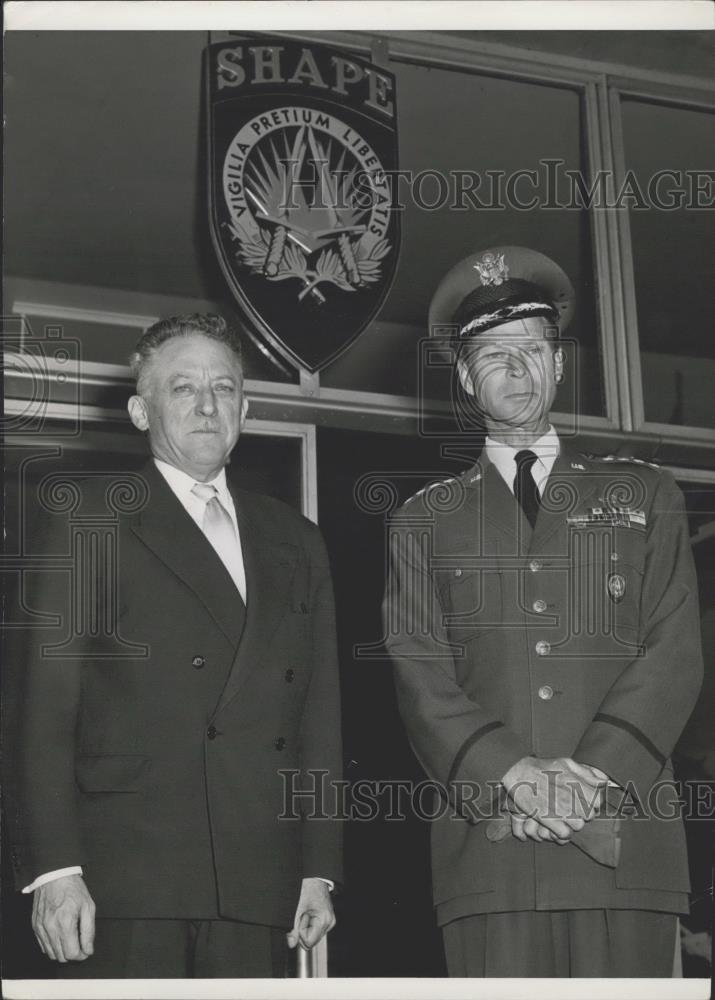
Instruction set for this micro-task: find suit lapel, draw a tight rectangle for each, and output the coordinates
[211,486,298,717]
[129,461,245,649]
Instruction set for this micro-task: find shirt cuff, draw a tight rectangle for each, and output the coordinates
[22,867,83,894]
[316,878,334,892]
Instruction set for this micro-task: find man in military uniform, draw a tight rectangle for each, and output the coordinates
[384,246,703,976]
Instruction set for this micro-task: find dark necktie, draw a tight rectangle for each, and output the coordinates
[513,449,540,528]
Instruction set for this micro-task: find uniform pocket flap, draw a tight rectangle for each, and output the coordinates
[614,776,691,893]
[75,754,151,793]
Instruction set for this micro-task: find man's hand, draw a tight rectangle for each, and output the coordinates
[508,809,571,845]
[502,756,606,840]
[505,794,571,844]
[567,759,614,790]
[31,874,96,963]
[286,877,335,951]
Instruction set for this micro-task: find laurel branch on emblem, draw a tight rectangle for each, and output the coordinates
[224,123,391,305]
[231,224,391,305]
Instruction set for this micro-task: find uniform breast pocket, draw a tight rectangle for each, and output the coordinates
[576,558,643,636]
[569,524,645,636]
[608,559,644,632]
[438,567,503,645]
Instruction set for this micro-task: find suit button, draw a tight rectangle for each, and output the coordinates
[538,685,554,700]
[454,568,463,578]
[529,560,543,573]
[535,640,551,656]
[299,602,308,614]
[275,737,286,751]
[285,669,295,683]
[207,725,218,740]
[532,599,547,613]
[192,655,205,669]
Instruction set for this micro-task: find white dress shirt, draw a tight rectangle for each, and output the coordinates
[485,424,560,497]
[24,458,333,893]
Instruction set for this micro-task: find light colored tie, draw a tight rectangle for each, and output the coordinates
[191,482,245,601]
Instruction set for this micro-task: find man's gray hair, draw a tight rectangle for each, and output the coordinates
[129,314,243,394]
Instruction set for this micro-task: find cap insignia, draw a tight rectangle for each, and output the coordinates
[474,251,509,287]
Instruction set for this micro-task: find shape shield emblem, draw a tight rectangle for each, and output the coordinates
[206,36,400,372]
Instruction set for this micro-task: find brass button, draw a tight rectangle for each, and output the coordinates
[538,685,554,700]
[192,655,205,669]
[535,640,551,656]
[207,725,218,740]
[532,599,547,613]
[454,568,463,577]
[285,668,295,683]
[529,560,542,573]
[275,736,286,751]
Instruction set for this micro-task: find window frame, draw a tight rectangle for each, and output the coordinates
[4,30,714,466]
[606,76,715,444]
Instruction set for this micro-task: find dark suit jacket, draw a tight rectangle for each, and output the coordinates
[5,460,342,928]
[384,444,703,925]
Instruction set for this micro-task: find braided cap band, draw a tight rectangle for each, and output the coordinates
[454,278,558,338]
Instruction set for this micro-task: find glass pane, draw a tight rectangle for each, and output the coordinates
[316,427,452,975]
[4,32,603,404]
[621,98,715,428]
[3,31,296,385]
[321,60,604,415]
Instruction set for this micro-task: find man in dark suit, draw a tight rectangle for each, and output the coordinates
[384,247,703,976]
[6,313,342,977]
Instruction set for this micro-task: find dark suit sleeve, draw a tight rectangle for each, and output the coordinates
[297,525,343,886]
[574,471,704,802]
[384,508,529,814]
[4,508,85,889]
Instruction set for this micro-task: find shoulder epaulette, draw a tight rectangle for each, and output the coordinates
[583,453,662,472]
[403,473,472,507]
[403,476,454,507]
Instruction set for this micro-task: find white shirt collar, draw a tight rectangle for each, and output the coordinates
[485,425,560,495]
[153,457,231,507]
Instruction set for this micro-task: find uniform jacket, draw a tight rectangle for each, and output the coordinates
[5,460,342,928]
[384,443,703,924]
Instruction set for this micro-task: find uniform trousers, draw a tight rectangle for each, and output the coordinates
[442,909,678,977]
[56,918,288,978]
